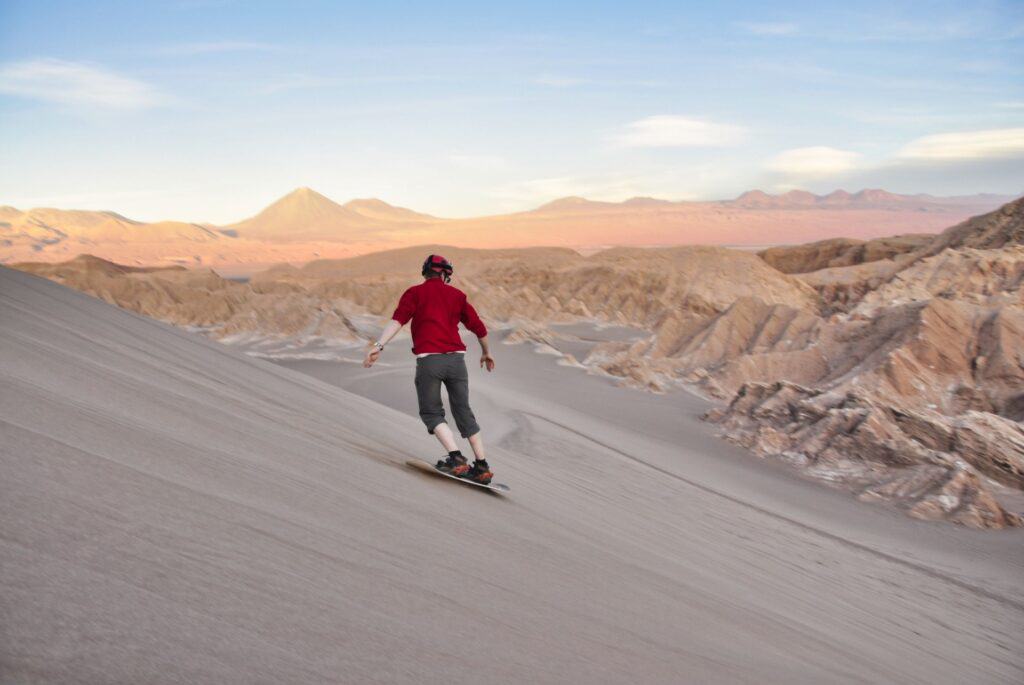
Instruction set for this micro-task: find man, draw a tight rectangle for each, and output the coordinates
[363,254,497,483]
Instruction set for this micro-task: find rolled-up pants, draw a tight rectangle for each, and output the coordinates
[415,353,480,438]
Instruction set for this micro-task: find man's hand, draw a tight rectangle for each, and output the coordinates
[363,343,382,368]
[481,353,495,372]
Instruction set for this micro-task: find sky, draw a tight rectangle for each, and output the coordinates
[1,0,1023,223]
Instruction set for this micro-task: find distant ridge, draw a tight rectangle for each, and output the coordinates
[726,188,998,210]
[1,186,1016,269]
[341,198,436,223]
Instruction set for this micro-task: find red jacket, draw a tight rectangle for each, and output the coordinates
[391,278,488,354]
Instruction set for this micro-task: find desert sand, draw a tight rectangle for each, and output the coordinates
[2,266,1022,683]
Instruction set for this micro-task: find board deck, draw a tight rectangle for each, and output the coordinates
[406,459,511,494]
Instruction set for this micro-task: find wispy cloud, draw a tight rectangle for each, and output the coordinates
[612,115,746,148]
[738,22,798,36]
[897,128,1024,160]
[768,146,862,176]
[0,58,168,109]
[156,41,280,55]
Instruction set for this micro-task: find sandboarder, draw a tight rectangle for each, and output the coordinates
[363,254,496,484]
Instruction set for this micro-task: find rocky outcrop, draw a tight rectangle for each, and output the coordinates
[11,255,362,346]
[919,196,1024,256]
[705,382,1022,528]
[693,198,1024,527]
[759,234,931,274]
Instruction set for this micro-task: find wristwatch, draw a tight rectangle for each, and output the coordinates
[372,341,384,351]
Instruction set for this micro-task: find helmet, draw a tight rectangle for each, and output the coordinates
[421,254,453,282]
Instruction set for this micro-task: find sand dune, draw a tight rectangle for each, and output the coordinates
[2,266,1022,683]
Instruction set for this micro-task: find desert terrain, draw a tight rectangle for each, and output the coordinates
[2,265,1022,683]
[4,191,1024,683]
[1,187,1010,274]
[13,196,1024,529]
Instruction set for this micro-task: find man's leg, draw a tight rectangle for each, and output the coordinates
[432,423,459,453]
[415,357,449,438]
[444,355,483,452]
[467,432,487,462]
[416,356,466,471]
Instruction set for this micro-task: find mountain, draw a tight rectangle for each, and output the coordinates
[531,196,617,212]
[0,206,219,244]
[341,197,437,223]
[228,187,380,241]
[728,188,1002,211]
[2,187,1016,272]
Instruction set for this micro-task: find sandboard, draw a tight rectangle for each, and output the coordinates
[406,459,511,494]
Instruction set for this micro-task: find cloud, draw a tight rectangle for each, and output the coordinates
[768,146,863,176]
[157,41,279,55]
[739,22,798,36]
[0,58,167,109]
[897,128,1024,160]
[613,115,746,148]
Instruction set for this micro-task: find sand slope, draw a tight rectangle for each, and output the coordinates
[1,266,1022,683]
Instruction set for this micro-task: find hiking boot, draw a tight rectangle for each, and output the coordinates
[435,453,470,476]
[462,459,493,485]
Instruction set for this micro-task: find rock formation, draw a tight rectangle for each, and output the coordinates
[700,198,1024,527]
[12,197,1024,527]
[12,255,362,346]
[758,234,932,274]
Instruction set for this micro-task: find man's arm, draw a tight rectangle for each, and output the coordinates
[461,298,494,372]
[364,289,415,368]
[364,321,403,368]
[478,334,495,372]
[363,319,403,368]
[378,319,403,346]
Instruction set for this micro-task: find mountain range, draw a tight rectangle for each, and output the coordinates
[1,187,1015,274]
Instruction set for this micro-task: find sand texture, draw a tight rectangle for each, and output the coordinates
[2,266,1022,683]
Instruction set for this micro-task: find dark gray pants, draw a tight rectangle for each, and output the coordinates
[415,353,480,438]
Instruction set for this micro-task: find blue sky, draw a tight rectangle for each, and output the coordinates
[1,0,1023,222]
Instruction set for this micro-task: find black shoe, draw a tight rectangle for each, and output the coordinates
[436,453,469,476]
[462,459,493,485]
